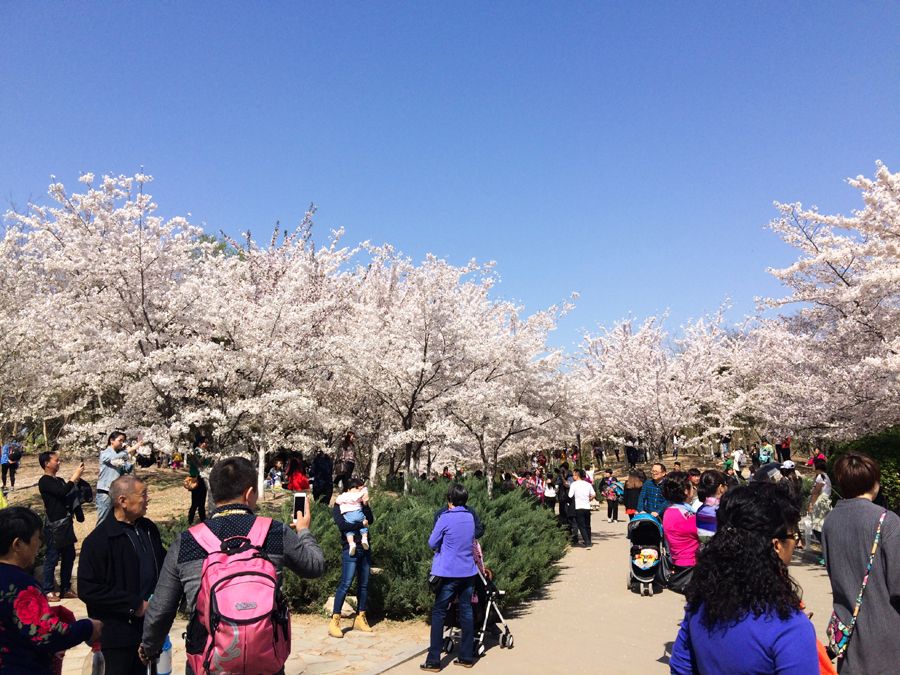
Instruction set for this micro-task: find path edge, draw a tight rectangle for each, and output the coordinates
[361,644,429,675]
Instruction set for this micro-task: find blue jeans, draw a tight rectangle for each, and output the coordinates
[333,548,370,615]
[95,492,112,524]
[427,576,475,663]
[43,540,75,594]
[343,508,368,534]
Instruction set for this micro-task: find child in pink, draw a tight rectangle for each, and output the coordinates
[335,483,370,554]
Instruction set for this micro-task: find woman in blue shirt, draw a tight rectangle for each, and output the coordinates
[670,482,818,674]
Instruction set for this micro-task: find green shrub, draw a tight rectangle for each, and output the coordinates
[282,478,567,619]
[831,426,900,509]
[152,480,567,620]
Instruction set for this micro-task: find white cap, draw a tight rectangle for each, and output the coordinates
[781,460,796,470]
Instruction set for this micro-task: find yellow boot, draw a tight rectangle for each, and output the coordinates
[353,611,373,632]
[328,613,343,638]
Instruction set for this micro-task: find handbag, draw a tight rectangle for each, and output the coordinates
[45,516,76,548]
[184,476,199,491]
[825,510,886,660]
[428,574,443,593]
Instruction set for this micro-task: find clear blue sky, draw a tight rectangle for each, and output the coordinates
[3,2,898,348]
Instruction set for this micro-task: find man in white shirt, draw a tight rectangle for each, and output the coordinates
[567,468,596,548]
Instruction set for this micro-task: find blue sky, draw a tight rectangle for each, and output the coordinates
[3,2,898,348]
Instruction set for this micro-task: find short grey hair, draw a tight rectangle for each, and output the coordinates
[110,475,144,503]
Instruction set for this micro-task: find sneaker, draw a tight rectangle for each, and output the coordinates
[349,543,357,556]
[420,662,442,672]
[362,540,370,551]
[45,592,60,603]
[607,518,612,523]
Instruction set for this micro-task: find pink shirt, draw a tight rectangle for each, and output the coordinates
[663,504,700,567]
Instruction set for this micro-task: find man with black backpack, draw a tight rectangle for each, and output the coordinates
[140,456,326,674]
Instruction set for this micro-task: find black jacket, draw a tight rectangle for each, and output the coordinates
[77,515,166,648]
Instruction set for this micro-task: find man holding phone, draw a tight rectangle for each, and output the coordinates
[38,448,83,601]
[97,431,139,525]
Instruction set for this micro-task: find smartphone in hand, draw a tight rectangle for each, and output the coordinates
[293,492,307,519]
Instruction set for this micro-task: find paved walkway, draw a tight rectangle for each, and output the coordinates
[388,517,835,674]
[57,605,427,674]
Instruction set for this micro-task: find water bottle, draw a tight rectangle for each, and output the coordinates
[156,635,172,675]
[81,642,104,675]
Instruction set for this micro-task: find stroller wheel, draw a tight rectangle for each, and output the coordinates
[443,637,454,653]
[500,634,508,648]
[505,634,514,649]
[647,584,654,597]
[477,644,486,657]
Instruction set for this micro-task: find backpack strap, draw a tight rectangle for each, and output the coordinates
[189,522,223,554]
[247,517,272,548]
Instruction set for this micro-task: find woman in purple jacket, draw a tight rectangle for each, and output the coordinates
[421,484,482,671]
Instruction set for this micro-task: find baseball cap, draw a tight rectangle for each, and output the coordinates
[781,460,796,470]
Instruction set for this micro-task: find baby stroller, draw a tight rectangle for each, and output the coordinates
[442,569,514,657]
[627,513,664,596]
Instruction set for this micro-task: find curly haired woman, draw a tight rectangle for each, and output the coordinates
[669,482,818,674]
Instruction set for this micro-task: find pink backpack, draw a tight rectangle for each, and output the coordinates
[187,517,291,675]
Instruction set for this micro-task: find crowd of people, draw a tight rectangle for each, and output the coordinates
[0,429,898,675]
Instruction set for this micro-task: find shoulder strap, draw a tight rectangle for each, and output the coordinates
[247,517,272,547]
[845,511,888,635]
[190,523,223,554]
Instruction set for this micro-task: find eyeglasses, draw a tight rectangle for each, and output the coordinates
[783,532,801,543]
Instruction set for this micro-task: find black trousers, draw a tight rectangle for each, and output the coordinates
[607,500,619,521]
[103,646,150,675]
[313,483,333,504]
[574,509,592,545]
[188,477,207,524]
[1,463,16,488]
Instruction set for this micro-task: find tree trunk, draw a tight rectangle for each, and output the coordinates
[485,447,494,500]
[368,443,381,486]
[403,442,413,494]
[257,443,267,500]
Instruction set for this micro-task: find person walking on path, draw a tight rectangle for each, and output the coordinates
[637,463,668,519]
[1,438,22,491]
[623,471,644,520]
[140,456,325,673]
[568,468,596,547]
[421,484,482,671]
[38,449,82,601]
[78,476,165,675]
[807,458,833,563]
[821,452,900,674]
[328,479,376,638]
[661,472,700,577]
[96,431,138,524]
[0,506,103,675]
[186,437,210,524]
[601,469,622,523]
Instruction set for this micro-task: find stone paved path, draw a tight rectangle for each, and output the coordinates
[388,516,835,674]
[58,604,427,674]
